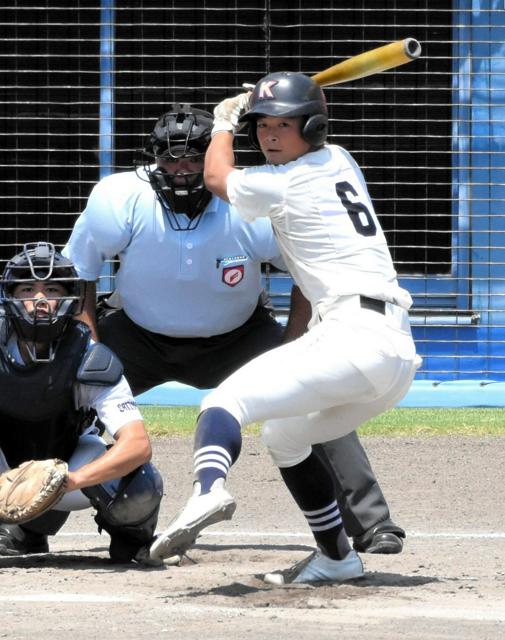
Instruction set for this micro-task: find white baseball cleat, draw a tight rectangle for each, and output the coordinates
[149,487,236,562]
[163,553,183,566]
[264,548,364,586]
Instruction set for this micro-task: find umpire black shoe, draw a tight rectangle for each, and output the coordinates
[352,520,406,554]
[0,524,49,556]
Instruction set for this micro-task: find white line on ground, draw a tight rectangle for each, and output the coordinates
[1,595,504,623]
[156,602,505,623]
[0,594,132,603]
[57,530,505,539]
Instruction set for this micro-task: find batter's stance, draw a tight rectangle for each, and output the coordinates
[65,103,406,554]
[150,73,421,584]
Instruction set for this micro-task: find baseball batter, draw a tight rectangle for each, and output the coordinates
[150,72,421,584]
[65,104,407,555]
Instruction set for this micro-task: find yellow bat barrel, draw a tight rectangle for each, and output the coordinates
[311,38,422,87]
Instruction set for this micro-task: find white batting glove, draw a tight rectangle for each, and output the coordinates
[212,92,251,137]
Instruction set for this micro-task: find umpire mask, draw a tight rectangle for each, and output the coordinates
[141,104,213,230]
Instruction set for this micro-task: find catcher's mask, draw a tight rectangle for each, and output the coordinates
[239,71,328,149]
[0,242,85,363]
[138,104,214,230]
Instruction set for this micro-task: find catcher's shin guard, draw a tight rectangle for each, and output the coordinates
[82,462,163,563]
[21,509,70,535]
[0,524,49,555]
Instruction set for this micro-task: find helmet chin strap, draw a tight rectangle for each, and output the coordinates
[159,202,204,231]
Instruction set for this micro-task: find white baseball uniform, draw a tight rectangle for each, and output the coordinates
[201,144,421,466]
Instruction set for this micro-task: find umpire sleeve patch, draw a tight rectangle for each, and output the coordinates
[76,343,124,386]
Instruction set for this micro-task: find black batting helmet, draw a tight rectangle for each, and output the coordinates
[239,72,329,148]
[0,242,85,363]
[140,104,213,229]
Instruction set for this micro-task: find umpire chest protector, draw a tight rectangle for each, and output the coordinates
[0,320,119,468]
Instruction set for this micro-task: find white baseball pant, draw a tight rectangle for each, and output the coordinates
[201,296,420,467]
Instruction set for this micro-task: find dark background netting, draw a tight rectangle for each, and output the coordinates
[1,1,451,275]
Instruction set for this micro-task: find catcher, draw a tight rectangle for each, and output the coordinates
[0,242,163,564]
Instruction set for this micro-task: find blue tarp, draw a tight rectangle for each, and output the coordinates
[136,380,505,409]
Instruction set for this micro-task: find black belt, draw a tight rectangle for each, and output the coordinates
[360,295,386,315]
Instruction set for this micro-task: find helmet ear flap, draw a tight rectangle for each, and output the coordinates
[245,111,328,151]
[302,114,328,147]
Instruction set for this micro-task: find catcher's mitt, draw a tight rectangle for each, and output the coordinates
[0,459,68,524]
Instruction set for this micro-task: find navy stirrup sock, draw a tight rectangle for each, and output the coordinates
[280,451,348,559]
[193,408,242,494]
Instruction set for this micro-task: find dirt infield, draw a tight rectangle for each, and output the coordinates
[1,435,504,639]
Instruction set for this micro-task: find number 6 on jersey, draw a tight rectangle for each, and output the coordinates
[335,180,377,237]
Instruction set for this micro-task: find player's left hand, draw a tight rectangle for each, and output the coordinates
[0,459,68,524]
[212,92,251,137]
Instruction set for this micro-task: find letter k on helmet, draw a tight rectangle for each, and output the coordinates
[258,80,278,99]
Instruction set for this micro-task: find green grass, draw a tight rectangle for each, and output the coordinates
[139,405,505,438]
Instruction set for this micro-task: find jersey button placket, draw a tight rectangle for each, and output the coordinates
[180,237,195,277]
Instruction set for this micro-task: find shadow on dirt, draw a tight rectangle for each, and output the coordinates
[158,571,441,607]
[0,551,166,572]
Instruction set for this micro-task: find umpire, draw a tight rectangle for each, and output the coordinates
[63,103,405,554]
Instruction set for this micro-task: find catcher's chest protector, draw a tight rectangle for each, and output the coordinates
[0,321,91,467]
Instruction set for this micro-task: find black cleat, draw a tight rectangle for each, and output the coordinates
[0,524,49,556]
[353,520,405,554]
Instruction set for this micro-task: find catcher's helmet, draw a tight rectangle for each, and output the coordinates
[0,242,85,363]
[140,104,214,230]
[240,71,328,148]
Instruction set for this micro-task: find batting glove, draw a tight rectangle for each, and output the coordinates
[212,92,251,137]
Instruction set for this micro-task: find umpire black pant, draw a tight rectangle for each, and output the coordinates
[99,304,393,538]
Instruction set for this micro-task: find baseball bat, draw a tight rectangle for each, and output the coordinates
[311,38,421,87]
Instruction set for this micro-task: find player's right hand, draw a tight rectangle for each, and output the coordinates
[211,93,251,137]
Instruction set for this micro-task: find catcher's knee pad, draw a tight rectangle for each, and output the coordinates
[82,462,163,562]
